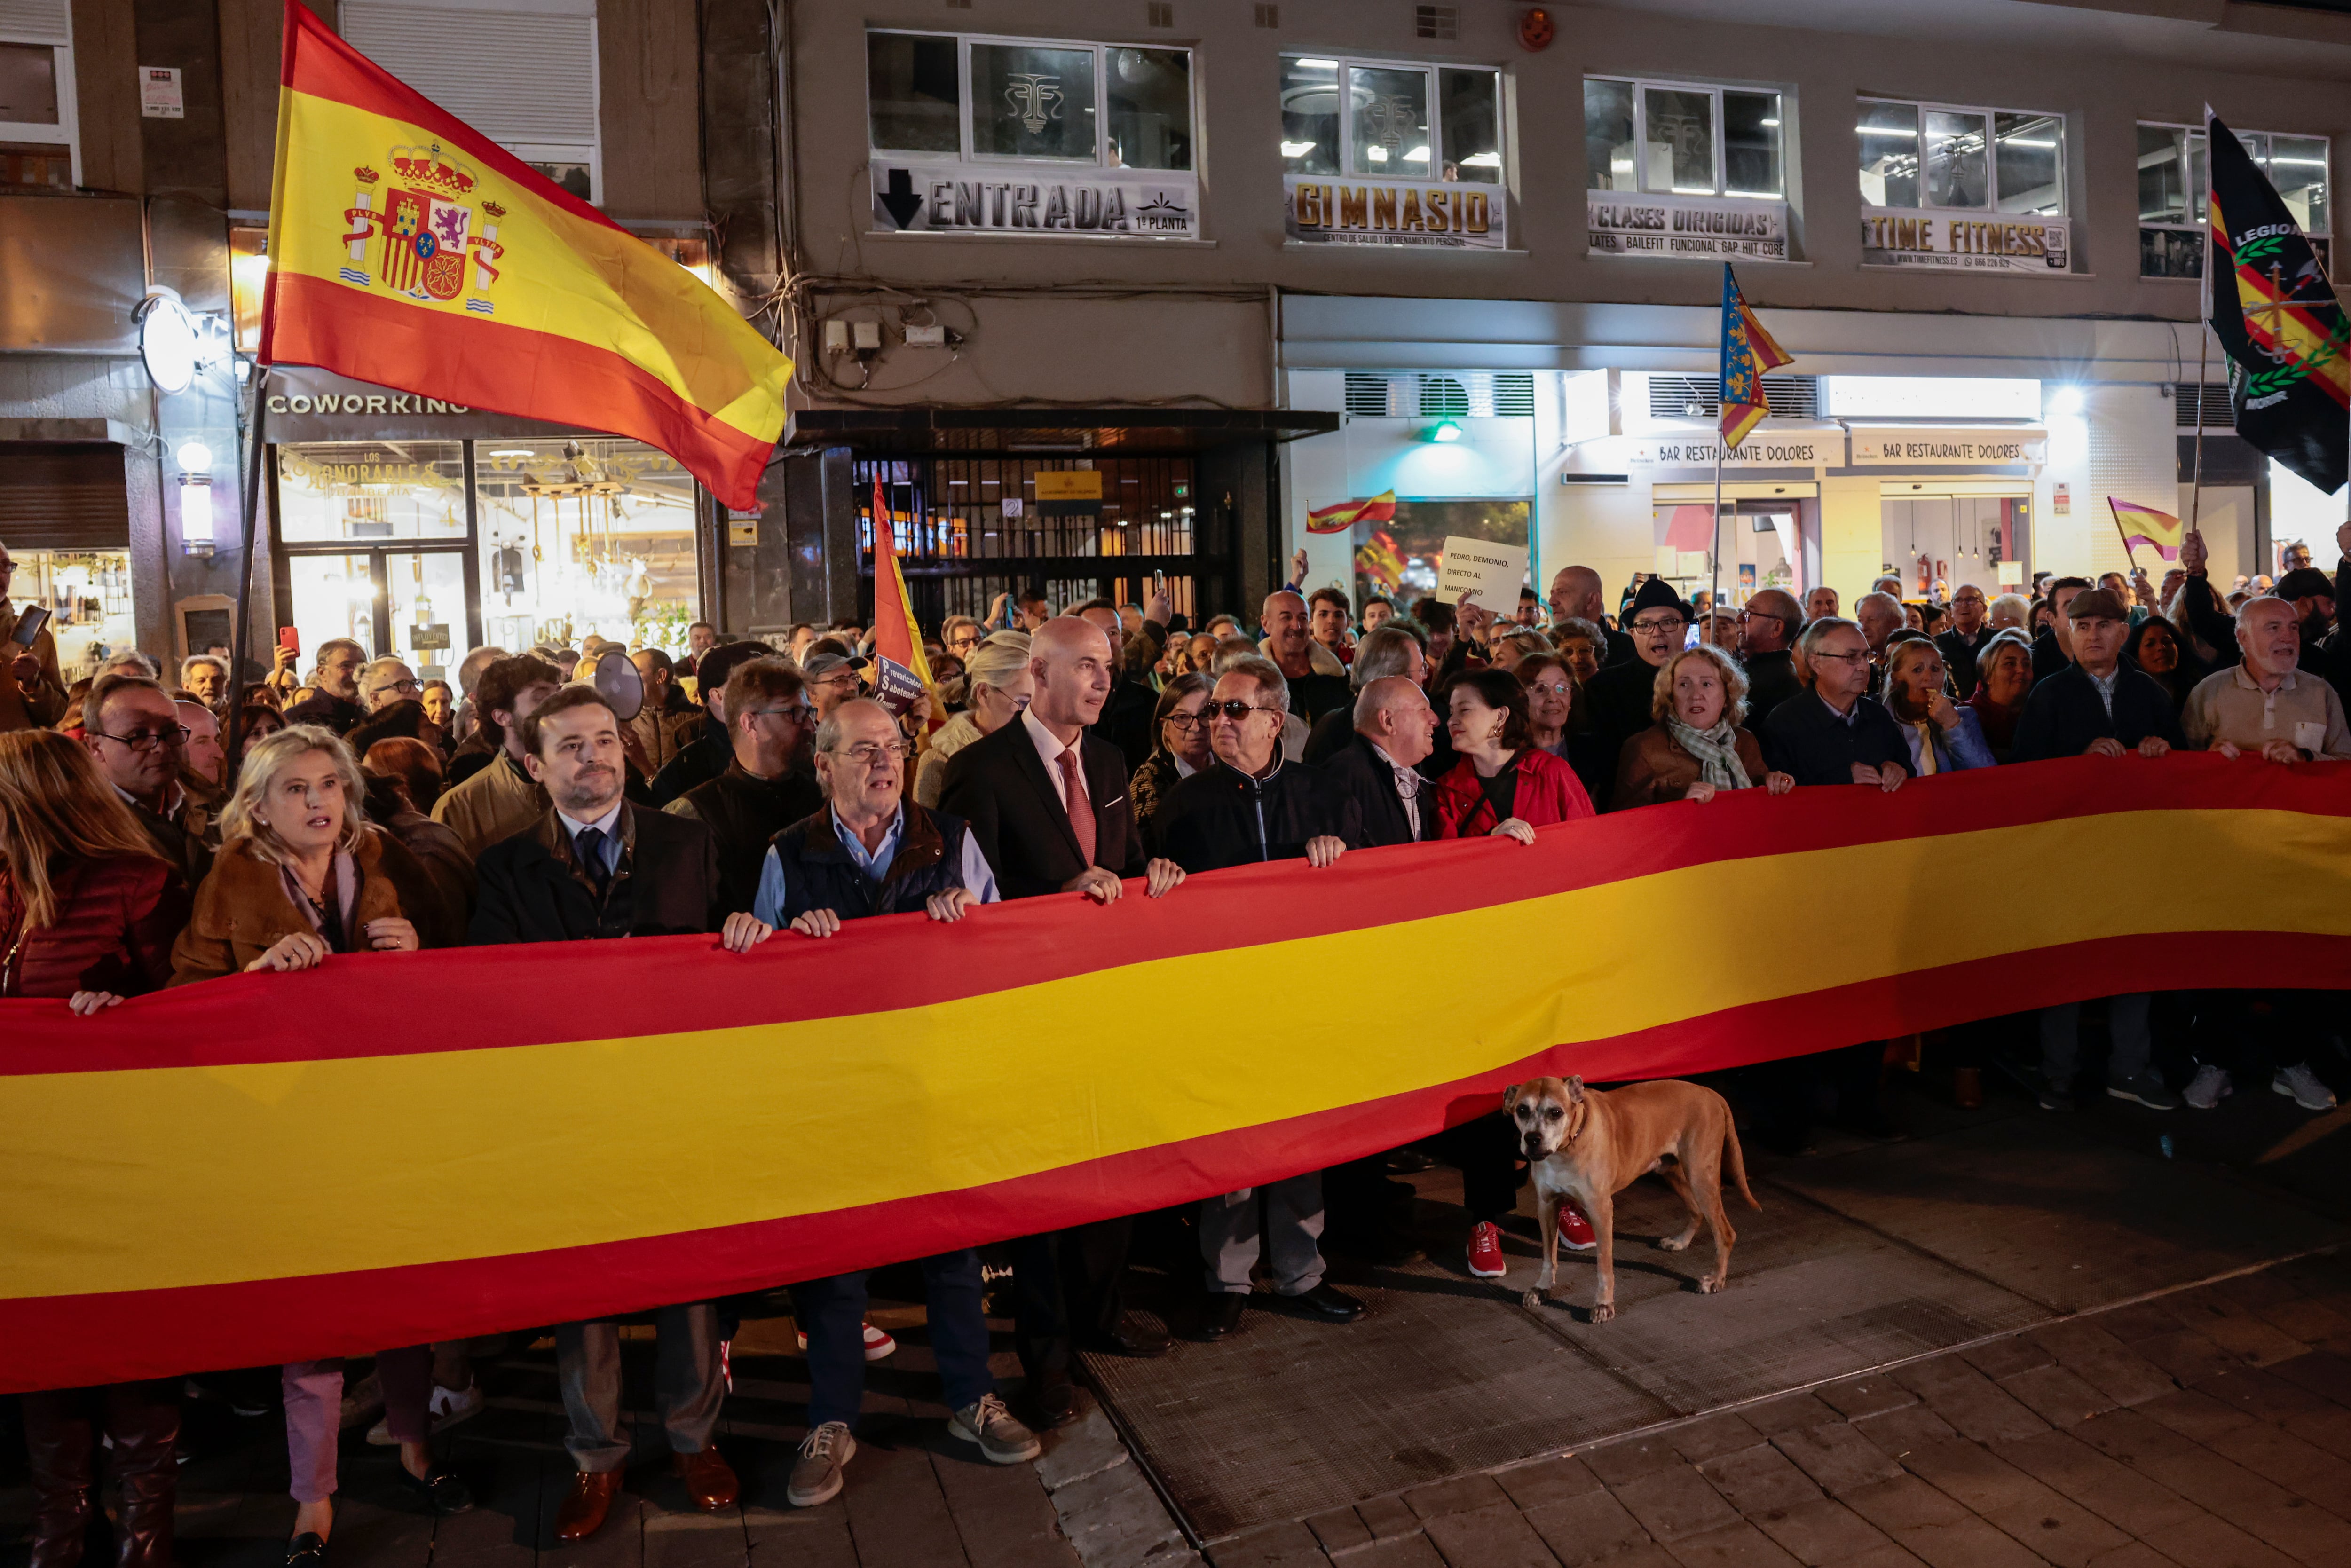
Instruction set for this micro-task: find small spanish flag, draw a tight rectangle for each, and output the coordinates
[2110,498,2186,562]
[869,477,941,731]
[1307,490,1397,534]
[1718,264,1792,452]
[259,1,791,509]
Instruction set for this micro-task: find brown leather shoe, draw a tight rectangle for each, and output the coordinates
[552,1470,622,1543]
[676,1448,739,1512]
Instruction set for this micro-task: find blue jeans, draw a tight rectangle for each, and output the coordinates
[792,1249,992,1432]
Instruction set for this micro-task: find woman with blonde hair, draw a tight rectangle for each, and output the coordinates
[1,729,190,1568]
[168,723,471,1559]
[1612,643,1793,809]
[915,633,1032,808]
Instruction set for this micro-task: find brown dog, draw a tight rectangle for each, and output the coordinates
[1503,1076,1759,1323]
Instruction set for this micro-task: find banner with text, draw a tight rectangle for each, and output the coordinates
[1862,207,2071,273]
[1628,427,1835,470]
[1849,427,2048,466]
[1285,175,1508,250]
[872,161,1198,239]
[1588,193,1789,261]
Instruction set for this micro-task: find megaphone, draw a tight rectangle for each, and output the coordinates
[577,648,644,722]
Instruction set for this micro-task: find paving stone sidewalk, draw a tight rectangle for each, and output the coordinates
[1211,1252,2351,1568]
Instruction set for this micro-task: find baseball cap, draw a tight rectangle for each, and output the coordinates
[802,652,869,679]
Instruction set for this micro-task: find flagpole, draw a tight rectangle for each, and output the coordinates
[226,363,271,773]
[1709,439,1725,637]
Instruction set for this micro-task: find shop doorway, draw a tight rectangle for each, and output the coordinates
[1879,484,2030,596]
[855,453,1225,627]
[278,546,479,684]
[1649,484,1818,607]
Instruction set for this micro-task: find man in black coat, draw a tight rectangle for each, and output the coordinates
[935,615,1186,1425]
[1303,624,1425,765]
[2031,576,2091,680]
[1759,618,1913,789]
[465,685,734,1544]
[647,640,777,807]
[1582,576,1691,803]
[1935,583,1996,698]
[663,656,821,915]
[1546,563,1636,666]
[1736,588,1805,726]
[1316,675,1439,847]
[2011,587,2185,762]
[1153,656,1367,1342]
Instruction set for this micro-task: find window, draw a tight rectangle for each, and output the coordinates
[1857,99,2063,214]
[339,0,600,204]
[868,31,1193,171]
[0,0,77,193]
[1584,77,1783,199]
[2139,122,2330,279]
[1282,55,1502,184]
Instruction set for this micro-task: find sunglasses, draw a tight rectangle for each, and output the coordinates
[1201,700,1279,720]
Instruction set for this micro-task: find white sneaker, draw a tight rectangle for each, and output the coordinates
[365,1381,485,1446]
[2184,1064,2231,1111]
[2273,1064,2337,1111]
[794,1322,898,1361]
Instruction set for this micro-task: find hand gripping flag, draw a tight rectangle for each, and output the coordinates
[2206,109,2350,496]
[2109,499,2185,562]
[1307,491,1397,534]
[259,1,791,509]
[1718,264,1792,451]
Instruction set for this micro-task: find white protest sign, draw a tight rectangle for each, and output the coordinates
[1436,536,1530,610]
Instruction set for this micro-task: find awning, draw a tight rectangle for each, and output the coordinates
[782,407,1340,453]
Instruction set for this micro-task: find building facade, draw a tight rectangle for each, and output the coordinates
[6,0,2348,683]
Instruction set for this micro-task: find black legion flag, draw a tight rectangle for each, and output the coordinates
[2206,109,2350,494]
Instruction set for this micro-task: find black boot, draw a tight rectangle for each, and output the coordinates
[22,1389,95,1568]
[106,1381,180,1568]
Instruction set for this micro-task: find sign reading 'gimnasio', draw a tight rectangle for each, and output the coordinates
[1285,175,1508,250]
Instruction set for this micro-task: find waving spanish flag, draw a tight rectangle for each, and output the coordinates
[1307,490,1397,534]
[1718,264,1792,451]
[2109,498,2185,562]
[258,1,790,509]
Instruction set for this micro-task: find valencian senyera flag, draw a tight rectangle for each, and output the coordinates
[259,1,791,509]
[1307,490,1397,534]
[2110,499,2186,562]
[2207,109,2350,496]
[5,756,2350,1391]
[1718,263,1792,451]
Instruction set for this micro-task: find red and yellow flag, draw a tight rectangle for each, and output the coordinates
[1307,490,1397,534]
[2109,499,2185,562]
[869,476,940,729]
[3,757,2348,1390]
[258,1,790,509]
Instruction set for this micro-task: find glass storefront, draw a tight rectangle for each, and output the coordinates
[271,434,705,684]
[6,549,136,679]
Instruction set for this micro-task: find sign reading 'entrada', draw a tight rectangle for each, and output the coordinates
[1284,175,1508,250]
[870,160,1199,239]
[1862,208,2071,273]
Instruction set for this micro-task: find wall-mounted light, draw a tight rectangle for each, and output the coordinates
[1425,419,1463,443]
[175,441,215,556]
[136,287,234,394]
[2047,386,2085,417]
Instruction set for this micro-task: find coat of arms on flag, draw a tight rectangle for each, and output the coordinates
[341,146,506,311]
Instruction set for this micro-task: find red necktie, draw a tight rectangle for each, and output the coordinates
[1056,746,1096,867]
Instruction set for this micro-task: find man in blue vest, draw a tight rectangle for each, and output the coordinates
[722,698,1031,1508]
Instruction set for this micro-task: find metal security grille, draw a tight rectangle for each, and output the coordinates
[1647,375,1819,419]
[340,1,599,148]
[1343,371,1538,418]
[1414,4,1458,39]
[2175,382,2235,429]
[854,453,1224,626]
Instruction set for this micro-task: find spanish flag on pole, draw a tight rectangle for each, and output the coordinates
[1306,490,1397,534]
[258,1,791,509]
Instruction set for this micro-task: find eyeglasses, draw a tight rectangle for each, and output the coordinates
[369,679,423,697]
[1525,679,1573,697]
[830,740,913,764]
[1200,700,1280,721]
[1164,713,1208,731]
[1628,616,1686,634]
[93,725,190,752]
[749,705,814,725]
[1808,647,1871,665]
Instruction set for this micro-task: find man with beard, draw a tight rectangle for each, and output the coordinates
[1257,589,1353,724]
[1546,564,1634,666]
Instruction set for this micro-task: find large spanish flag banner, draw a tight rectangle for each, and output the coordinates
[258,1,790,509]
[4,757,2349,1391]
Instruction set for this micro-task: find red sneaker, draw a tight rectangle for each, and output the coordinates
[1559,1206,1597,1252]
[1467,1221,1507,1278]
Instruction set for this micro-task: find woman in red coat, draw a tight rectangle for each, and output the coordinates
[0,728,191,1568]
[1422,669,1599,1282]
[1430,667,1595,842]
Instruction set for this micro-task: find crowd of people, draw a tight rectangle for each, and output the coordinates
[3,520,2349,1563]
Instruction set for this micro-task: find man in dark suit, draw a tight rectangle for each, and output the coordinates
[467,686,735,1543]
[1759,619,1913,790]
[2011,587,2185,763]
[1583,576,1691,802]
[2032,576,2092,680]
[1935,583,1996,698]
[1303,625,1424,766]
[1320,675,1440,847]
[81,673,213,888]
[936,615,1185,1424]
[663,656,821,915]
[1736,588,1805,726]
